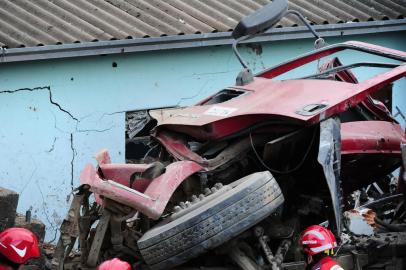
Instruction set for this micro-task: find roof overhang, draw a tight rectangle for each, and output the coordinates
[1,19,405,64]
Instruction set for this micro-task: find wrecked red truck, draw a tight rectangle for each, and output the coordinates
[52,1,406,269]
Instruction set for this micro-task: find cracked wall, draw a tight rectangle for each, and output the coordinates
[0,32,405,242]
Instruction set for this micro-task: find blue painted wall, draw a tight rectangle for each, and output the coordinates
[0,31,405,241]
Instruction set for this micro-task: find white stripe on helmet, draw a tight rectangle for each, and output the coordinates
[303,229,325,240]
[309,243,333,253]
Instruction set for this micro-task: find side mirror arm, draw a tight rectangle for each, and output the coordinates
[285,10,320,40]
[232,36,250,69]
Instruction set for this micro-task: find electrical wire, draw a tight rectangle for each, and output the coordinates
[249,128,317,174]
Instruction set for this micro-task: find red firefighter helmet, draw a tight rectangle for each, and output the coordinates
[97,258,131,270]
[0,228,40,264]
[300,225,337,255]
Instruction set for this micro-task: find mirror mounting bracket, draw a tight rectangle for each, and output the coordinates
[236,68,254,86]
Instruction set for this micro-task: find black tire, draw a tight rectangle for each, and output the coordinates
[137,171,284,270]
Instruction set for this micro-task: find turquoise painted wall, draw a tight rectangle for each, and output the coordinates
[0,32,405,241]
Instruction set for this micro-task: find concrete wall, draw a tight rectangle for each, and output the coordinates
[0,31,405,241]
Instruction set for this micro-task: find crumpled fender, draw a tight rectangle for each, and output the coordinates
[80,160,203,220]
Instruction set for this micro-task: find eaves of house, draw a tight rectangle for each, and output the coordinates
[0,0,405,63]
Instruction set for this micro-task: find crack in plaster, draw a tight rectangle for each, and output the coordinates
[51,112,71,134]
[19,166,37,195]
[1,86,81,241]
[36,181,59,243]
[175,80,209,107]
[76,126,115,133]
[0,86,78,121]
[70,133,75,190]
[98,110,126,122]
[1,86,120,241]
[1,85,79,190]
[46,137,57,153]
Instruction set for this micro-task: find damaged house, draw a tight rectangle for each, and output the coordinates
[0,0,405,257]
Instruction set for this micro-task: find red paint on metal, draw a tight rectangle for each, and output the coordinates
[341,121,406,154]
[347,41,406,58]
[158,114,274,141]
[99,163,151,192]
[156,131,206,163]
[259,47,343,79]
[258,41,406,79]
[80,161,203,219]
[151,78,355,127]
[151,68,405,139]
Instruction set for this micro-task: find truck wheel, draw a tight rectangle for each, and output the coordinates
[137,171,284,270]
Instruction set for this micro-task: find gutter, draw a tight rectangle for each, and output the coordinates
[1,19,405,63]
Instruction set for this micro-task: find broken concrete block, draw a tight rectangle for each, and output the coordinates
[15,213,46,243]
[344,208,375,236]
[0,187,19,230]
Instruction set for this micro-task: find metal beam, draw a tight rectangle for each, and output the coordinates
[1,19,405,64]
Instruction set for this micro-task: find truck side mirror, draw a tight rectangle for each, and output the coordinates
[232,0,288,39]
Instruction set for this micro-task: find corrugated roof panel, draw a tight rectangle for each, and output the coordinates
[0,6,59,46]
[379,0,406,16]
[0,0,404,48]
[392,0,406,7]
[222,0,257,16]
[12,1,85,44]
[68,0,149,38]
[307,0,356,22]
[186,0,238,30]
[236,0,264,11]
[344,0,389,20]
[165,0,231,31]
[2,1,75,45]
[0,29,23,48]
[103,0,169,36]
[326,0,371,22]
[148,0,214,34]
[122,0,183,35]
[0,18,41,47]
[203,0,248,22]
[51,0,131,39]
[288,1,328,24]
[294,0,342,24]
[369,0,405,19]
[253,0,272,6]
[34,0,114,42]
[129,0,197,35]
[88,0,166,37]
